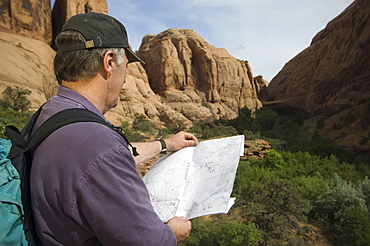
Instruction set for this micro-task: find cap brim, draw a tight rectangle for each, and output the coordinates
[125,48,145,64]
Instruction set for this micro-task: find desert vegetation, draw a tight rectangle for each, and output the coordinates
[1,86,369,245]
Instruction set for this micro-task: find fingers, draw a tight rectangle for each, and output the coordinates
[181,132,198,146]
[165,132,198,152]
[167,217,192,243]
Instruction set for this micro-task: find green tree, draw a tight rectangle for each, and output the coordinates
[260,149,285,171]
[0,86,33,138]
[238,177,310,245]
[0,86,31,112]
[228,107,253,134]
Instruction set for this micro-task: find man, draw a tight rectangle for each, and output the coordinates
[31,12,198,245]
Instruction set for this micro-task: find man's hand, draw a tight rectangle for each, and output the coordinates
[164,131,198,152]
[132,131,198,165]
[167,217,192,243]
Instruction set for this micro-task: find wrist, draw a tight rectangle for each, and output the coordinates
[156,138,167,154]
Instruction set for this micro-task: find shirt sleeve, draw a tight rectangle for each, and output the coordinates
[73,145,177,245]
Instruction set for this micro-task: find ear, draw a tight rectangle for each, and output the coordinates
[102,50,116,76]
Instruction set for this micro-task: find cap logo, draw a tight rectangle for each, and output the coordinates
[85,40,94,49]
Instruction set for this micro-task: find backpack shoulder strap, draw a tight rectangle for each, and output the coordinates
[25,108,139,156]
[21,103,45,137]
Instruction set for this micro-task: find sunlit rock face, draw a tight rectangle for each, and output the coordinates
[138,28,263,122]
[264,0,370,154]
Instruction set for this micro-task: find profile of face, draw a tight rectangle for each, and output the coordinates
[105,52,128,112]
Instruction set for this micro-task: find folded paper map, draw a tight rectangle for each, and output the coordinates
[143,135,245,222]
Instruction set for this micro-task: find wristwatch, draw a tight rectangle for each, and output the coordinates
[156,138,167,154]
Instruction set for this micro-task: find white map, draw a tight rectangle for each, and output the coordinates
[143,135,245,222]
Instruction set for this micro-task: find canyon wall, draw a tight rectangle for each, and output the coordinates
[0,0,264,128]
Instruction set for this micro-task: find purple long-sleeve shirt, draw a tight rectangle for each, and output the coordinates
[30,86,176,245]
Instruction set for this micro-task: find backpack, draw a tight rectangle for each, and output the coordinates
[0,106,139,245]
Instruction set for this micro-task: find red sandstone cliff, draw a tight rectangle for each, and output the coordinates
[264,0,370,153]
[138,29,263,122]
[0,0,263,128]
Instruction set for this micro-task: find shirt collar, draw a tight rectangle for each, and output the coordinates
[56,86,106,120]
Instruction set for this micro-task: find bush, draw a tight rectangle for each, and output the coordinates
[0,88,33,138]
[234,173,310,245]
[313,173,367,224]
[121,121,146,142]
[180,216,262,246]
[359,176,370,209]
[260,149,285,171]
[333,206,370,246]
[227,107,253,134]
[190,121,237,139]
[166,120,187,135]
[132,115,155,133]
[311,174,370,245]
[0,85,31,112]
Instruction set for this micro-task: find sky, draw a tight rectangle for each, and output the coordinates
[52,0,355,82]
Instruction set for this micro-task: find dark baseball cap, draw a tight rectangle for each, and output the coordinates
[57,12,144,64]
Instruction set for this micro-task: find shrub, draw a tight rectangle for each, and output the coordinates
[313,173,367,225]
[0,85,31,112]
[121,121,146,142]
[260,149,285,171]
[132,114,155,133]
[180,216,262,246]
[359,176,370,209]
[166,120,187,135]
[189,122,237,139]
[238,177,310,245]
[0,86,33,138]
[227,107,253,134]
[311,174,370,244]
[333,206,370,246]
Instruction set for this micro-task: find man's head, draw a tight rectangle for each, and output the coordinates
[54,12,144,84]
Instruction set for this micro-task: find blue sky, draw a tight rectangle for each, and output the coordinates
[52,0,354,81]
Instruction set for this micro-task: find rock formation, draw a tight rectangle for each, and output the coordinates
[138,28,263,122]
[105,62,193,128]
[0,0,368,155]
[265,0,369,112]
[264,0,370,153]
[0,31,57,107]
[0,0,263,128]
[51,0,108,48]
[0,0,52,43]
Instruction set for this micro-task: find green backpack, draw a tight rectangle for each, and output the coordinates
[0,107,138,245]
[0,138,29,245]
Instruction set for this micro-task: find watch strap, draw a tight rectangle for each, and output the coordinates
[156,138,167,153]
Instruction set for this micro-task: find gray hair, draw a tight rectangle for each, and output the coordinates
[54,30,125,84]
